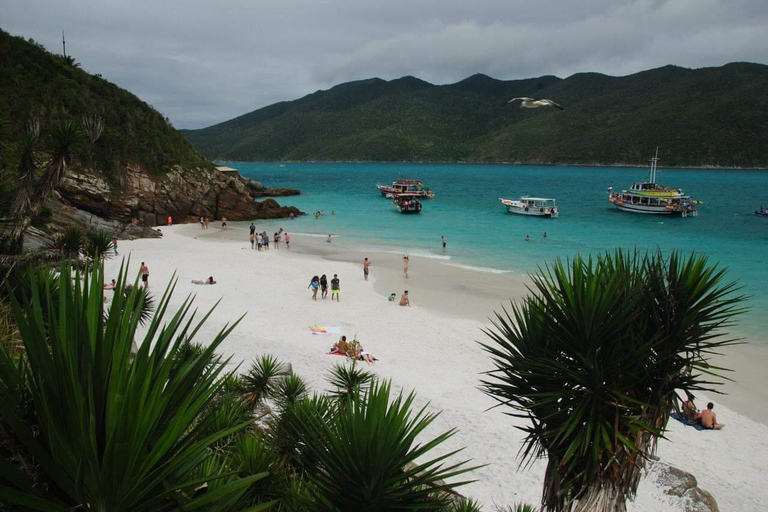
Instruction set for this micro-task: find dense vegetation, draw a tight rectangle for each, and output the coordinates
[0,28,209,176]
[0,262,481,511]
[183,64,768,167]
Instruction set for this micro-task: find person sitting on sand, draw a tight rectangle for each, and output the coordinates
[308,275,320,300]
[681,391,701,422]
[103,279,117,290]
[192,276,217,285]
[388,293,397,302]
[699,402,724,430]
[330,336,349,355]
[399,290,410,306]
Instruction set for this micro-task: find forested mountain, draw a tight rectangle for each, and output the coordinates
[0,28,209,176]
[183,63,768,168]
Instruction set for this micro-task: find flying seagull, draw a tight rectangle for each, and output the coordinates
[507,97,565,111]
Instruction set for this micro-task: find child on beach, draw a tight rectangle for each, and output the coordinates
[320,274,329,299]
[331,274,340,302]
[388,293,397,302]
[308,276,320,300]
[285,233,290,249]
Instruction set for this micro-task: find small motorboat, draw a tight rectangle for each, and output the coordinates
[393,194,422,214]
[500,197,558,217]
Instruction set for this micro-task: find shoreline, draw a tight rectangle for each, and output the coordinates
[215,160,768,171]
[195,221,768,425]
[107,224,768,510]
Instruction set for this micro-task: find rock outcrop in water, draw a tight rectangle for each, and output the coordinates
[36,165,302,240]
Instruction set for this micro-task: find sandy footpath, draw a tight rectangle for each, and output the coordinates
[103,224,768,511]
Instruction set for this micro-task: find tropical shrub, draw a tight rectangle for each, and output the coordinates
[83,229,114,260]
[326,361,374,403]
[47,225,85,256]
[242,354,285,409]
[0,262,266,511]
[481,250,745,512]
[291,379,478,510]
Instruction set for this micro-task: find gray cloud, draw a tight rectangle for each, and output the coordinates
[2,0,767,128]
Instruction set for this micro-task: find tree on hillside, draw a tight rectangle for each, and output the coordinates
[481,250,745,512]
[3,120,87,254]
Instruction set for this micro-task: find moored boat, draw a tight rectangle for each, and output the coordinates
[607,149,697,217]
[500,197,559,217]
[376,179,434,198]
[393,193,422,214]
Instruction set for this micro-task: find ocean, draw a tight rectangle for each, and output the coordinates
[230,162,768,342]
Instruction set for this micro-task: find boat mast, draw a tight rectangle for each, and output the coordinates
[649,146,659,184]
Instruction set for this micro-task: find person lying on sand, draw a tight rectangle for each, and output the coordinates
[329,336,377,362]
[103,279,117,290]
[192,277,217,285]
[699,402,724,430]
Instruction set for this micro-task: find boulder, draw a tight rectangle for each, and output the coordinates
[648,461,719,512]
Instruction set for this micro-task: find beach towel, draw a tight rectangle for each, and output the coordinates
[309,326,342,335]
[670,412,708,431]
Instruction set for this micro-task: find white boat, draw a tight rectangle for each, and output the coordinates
[607,149,697,217]
[500,197,559,218]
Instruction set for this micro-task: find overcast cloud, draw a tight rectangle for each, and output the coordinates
[2,0,767,128]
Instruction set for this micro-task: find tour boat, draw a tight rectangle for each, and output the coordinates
[756,207,768,217]
[607,149,697,217]
[393,194,422,214]
[376,179,435,198]
[500,197,559,217]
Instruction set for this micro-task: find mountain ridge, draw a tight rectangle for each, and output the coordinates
[183,62,768,168]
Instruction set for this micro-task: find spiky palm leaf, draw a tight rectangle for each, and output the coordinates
[0,262,266,511]
[326,361,374,403]
[83,229,114,260]
[47,226,85,257]
[229,432,286,504]
[292,380,478,511]
[242,355,285,409]
[272,374,309,410]
[480,250,745,512]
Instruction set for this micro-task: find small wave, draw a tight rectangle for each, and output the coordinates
[292,232,339,238]
[443,263,512,274]
[357,247,452,260]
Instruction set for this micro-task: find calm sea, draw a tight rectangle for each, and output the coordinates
[231,162,768,342]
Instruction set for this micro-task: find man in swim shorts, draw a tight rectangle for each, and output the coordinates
[399,290,410,306]
[363,258,370,281]
[331,274,340,302]
[699,402,724,430]
[140,262,149,288]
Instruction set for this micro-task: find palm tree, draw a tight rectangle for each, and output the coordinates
[481,250,745,512]
[291,380,478,510]
[7,120,85,254]
[0,262,266,511]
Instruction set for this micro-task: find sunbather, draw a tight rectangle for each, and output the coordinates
[192,276,217,285]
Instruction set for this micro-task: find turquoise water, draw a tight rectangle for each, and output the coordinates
[232,162,768,341]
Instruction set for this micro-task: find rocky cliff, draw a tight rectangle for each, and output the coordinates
[38,165,302,239]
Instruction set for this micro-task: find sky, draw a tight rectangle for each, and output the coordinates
[3,0,767,129]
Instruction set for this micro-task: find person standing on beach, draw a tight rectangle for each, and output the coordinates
[399,290,410,306]
[167,215,173,226]
[327,234,332,243]
[274,232,280,249]
[363,258,371,281]
[250,223,256,236]
[250,232,255,249]
[112,237,118,256]
[441,235,446,248]
[285,233,290,249]
[200,217,205,229]
[140,262,149,288]
[221,217,228,230]
[403,255,409,278]
[331,274,340,302]
[308,276,320,300]
[320,274,329,299]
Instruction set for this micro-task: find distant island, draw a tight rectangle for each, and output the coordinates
[182,63,768,168]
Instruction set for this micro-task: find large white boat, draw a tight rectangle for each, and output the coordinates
[500,197,559,217]
[607,149,697,217]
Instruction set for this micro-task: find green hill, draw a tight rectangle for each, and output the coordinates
[0,28,210,176]
[183,64,768,167]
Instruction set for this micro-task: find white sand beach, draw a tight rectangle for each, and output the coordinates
[104,224,768,511]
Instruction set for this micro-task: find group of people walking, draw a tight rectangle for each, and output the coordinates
[250,224,290,250]
[308,274,340,301]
